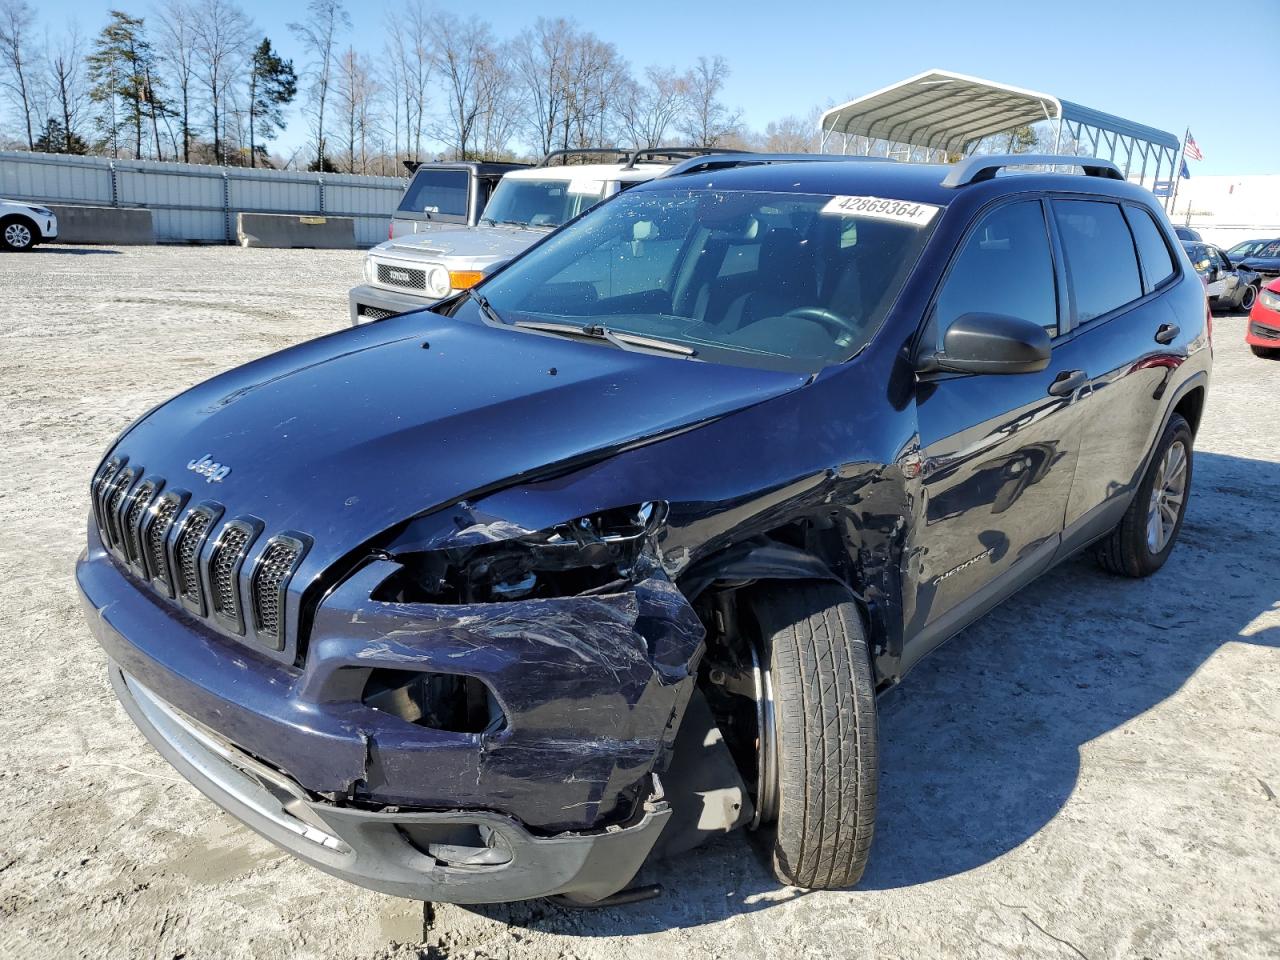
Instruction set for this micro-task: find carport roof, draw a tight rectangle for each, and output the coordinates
[819,69,1179,155]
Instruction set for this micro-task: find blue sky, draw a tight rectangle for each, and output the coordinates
[34,0,1280,174]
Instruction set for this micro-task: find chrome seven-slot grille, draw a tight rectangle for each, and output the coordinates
[90,456,308,651]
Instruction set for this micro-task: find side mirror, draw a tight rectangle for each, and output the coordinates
[928,312,1051,375]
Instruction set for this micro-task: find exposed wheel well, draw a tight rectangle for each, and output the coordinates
[1173,385,1206,436]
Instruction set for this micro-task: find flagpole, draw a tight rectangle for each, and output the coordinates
[1166,127,1188,217]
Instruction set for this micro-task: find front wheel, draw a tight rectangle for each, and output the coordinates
[1251,344,1280,359]
[1094,413,1193,577]
[749,581,878,889]
[1239,284,1258,311]
[1,217,36,252]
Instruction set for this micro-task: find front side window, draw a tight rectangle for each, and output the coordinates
[481,178,606,229]
[398,169,469,217]
[471,188,940,371]
[934,200,1058,337]
[1052,200,1143,323]
[1125,206,1177,292]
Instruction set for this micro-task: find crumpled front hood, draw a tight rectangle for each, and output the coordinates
[380,224,549,263]
[109,312,807,574]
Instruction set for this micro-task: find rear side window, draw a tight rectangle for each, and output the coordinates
[1052,200,1142,323]
[935,200,1059,337]
[397,169,469,217]
[1125,207,1177,292]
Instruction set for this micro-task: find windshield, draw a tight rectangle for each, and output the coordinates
[472,188,939,370]
[481,177,607,229]
[397,169,469,217]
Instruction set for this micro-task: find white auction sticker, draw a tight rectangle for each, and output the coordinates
[821,195,940,226]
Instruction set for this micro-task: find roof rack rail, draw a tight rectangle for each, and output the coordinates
[660,152,892,179]
[941,154,1124,188]
[622,146,748,170]
[537,147,633,168]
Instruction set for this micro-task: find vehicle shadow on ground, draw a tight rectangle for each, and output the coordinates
[459,451,1278,934]
[33,247,122,255]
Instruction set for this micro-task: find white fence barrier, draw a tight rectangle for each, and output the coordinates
[0,151,404,247]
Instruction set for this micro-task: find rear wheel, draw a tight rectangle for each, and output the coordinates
[1,217,35,251]
[1094,413,1193,577]
[749,581,878,889]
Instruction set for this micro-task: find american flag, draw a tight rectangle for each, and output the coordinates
[1184,133,1203,161]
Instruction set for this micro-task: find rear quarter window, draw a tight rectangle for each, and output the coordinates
[1125,206,1177,292]
[1052,200,1143,323]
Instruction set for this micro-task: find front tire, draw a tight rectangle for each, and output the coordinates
[1239,284,1257,311]
[1251,344,1280,359]
[1094,413,1193,577]
[1,217,36,252]
[750,581,878,889]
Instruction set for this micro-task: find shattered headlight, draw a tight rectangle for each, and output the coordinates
[373,502,667,604]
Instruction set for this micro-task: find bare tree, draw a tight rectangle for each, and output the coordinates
[762,114,818,153]
[335,45,378,172]
[154,0,199,161]
[429,12,495,160]
[509,17,572,158]
[474,47,517,159]
[560,31,624,151]
[619,66,688,149]
[0,0,37,149]
[46,25,90,153]
[680,54,739,147]
[383,0,429,163]
[290,0,349,170]
[192,0,252,164]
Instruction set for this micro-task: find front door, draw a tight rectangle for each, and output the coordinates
[904,198,1086,670]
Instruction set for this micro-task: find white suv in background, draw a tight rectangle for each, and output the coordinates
[1,198,58,251]
[349,149,722,325]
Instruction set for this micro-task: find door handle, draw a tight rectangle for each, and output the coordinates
[1048,369,1087,397]
[1154,323,1180,344]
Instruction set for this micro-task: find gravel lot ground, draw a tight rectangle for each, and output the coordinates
[0,245,1276,960]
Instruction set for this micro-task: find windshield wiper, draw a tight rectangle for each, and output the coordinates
[514,320,696,357]
[467,287,503,325]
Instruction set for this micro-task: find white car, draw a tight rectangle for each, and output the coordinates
[349,149,719,325]
[1,197,58,251]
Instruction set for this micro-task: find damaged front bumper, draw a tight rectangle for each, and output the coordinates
[77,534,706,903]
[109,663,671,903]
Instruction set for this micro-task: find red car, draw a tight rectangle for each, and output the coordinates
[1247,277,1280,358]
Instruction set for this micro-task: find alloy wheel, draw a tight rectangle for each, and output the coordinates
[4,222,32,249]
[1147,439,1187,553]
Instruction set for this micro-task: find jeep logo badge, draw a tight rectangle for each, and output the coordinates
[187,454,231,483]
[390,269,411,282]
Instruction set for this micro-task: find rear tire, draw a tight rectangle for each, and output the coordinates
[1,217,36,252]
[1094,413,1193,578]
[750,581,878,889]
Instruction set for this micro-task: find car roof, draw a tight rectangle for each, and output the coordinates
[504,162,670,183]
[627,158,1156,208]
[411,161,527,175]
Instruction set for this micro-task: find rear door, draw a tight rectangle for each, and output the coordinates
[906,198,1086,667]
[1052,199,1183,549]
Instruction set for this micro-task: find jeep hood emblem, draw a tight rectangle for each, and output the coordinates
[187,454,231,483]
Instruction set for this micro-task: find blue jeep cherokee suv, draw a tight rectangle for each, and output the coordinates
[77,153,1211,905]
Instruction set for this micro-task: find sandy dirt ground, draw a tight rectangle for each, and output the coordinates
[0,245,1276,960]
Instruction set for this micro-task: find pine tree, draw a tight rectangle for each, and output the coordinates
[87,11,164,159]
[248,38,296,167]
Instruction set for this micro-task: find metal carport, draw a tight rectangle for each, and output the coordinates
[819,70,1180,198]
